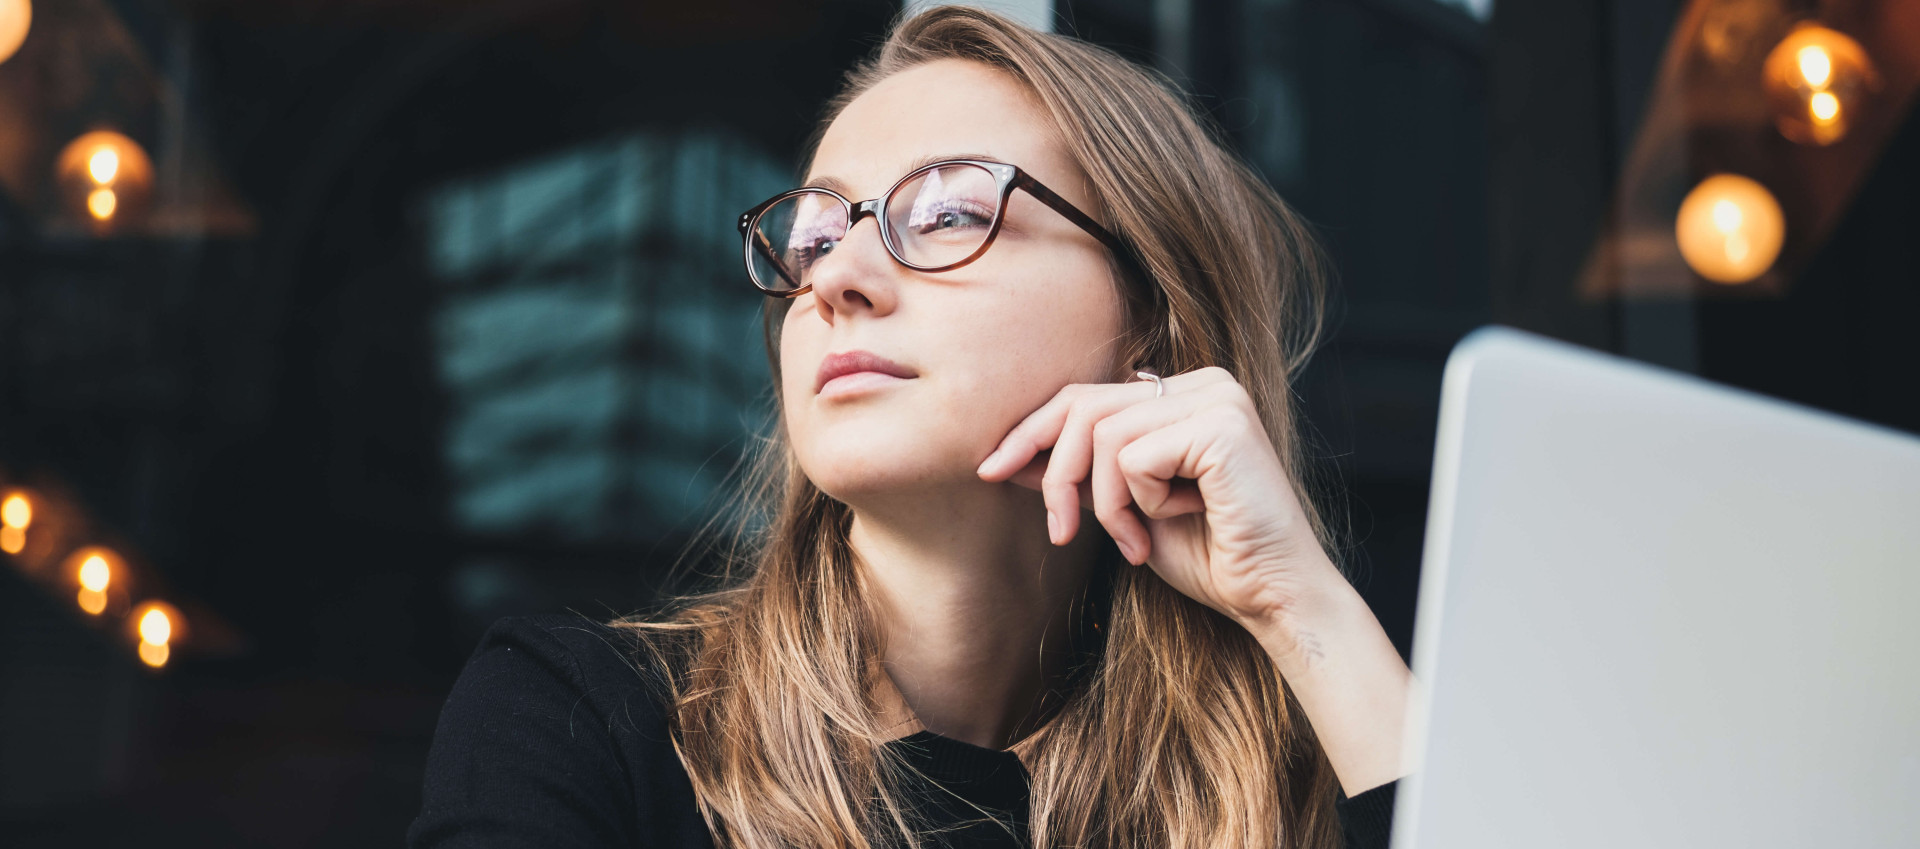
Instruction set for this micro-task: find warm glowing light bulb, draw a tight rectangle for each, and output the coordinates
[78,554,111,592]
[78,587,107,615]
[129,601,184,669]
[1797,45,1832,88]
[1763,24,1877,146]
[1711,199,1742,233]
[55,131,151,228]
[140,607,172,646]
[88,188,117,220]
[88,148,119,184]
[0,493,29,528]
[0,0,30,66]
[1676,174,1785,285]
[1810,91,1840,123]
[0,526,22,554]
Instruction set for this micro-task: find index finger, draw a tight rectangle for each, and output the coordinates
[975,386,1085,481]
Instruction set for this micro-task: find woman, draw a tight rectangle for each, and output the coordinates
[411,6,1416,848]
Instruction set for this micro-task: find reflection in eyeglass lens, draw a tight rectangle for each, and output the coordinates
[781,192,847,271]
[901,166,996,239]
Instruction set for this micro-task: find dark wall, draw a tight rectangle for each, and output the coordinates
[2,1,899,843]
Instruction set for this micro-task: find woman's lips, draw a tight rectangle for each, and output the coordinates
[815,350,917,396]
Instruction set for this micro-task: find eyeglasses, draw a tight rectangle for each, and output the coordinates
[736,158,1134,298]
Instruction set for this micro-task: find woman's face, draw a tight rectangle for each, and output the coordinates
[780,58,1129,506]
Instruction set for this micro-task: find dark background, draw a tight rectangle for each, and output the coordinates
[2,0,1914,845]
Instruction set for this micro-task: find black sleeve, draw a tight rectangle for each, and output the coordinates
[407,616,708,849]
[1334,779,1397,849]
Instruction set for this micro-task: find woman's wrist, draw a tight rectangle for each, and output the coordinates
[1240,563,1417,797]
[1231,554,1359,674]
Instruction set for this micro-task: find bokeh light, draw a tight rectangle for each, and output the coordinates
[1,492,31,529]
[1762,24,1878,146]
[88,148,121,184]
[0,0,29,66]
[88,188,118,220]
[63,547,126,610]
[138,641,170,668]
[131,600,183,669]
[1675,174,1786,285]
[139,606,172,645]
[55,131,154,229]
[78,554,112,592]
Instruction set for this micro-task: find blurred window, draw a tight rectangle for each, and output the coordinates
[1432,0,1492,22]
[422,131,787,542]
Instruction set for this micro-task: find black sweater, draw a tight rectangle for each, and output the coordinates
[409,615,1398,849]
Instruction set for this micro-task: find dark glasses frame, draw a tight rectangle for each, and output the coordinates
[736,158,1138,298]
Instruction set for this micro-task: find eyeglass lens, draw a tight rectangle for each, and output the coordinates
[747,162,1003,293]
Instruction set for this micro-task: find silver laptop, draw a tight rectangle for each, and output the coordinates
[1393,327,1920,849]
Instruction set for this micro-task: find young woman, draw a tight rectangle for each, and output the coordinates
[411,7,1415,848]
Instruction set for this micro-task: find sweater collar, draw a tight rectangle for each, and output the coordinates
[870,663,1048,771]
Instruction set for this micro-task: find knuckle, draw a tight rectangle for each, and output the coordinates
[1203,378,1249,403]
[1214,404,1256,434]
[1061,397,1092,426]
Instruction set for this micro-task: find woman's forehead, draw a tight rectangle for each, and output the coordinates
[807,59,1081,201]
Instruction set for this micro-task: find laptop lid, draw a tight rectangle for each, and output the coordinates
[1393,327,1920,849]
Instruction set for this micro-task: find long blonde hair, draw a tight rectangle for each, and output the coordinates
[616,6,1345,847]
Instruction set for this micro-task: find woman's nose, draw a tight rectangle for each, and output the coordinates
[807,214,900,323]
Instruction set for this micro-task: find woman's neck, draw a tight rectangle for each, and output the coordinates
[849,483,1101,750]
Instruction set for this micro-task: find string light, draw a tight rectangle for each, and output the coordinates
[1675,174,1785,284]
[1762,24,1878,146]
[4,485,197,670]
[77,555,111,592]
[55,131,153,230]
[132,601,182,669]
[76,554,112,614]
[87,188,118,220]
[62,547,124,615]
[88,149,120,184]
[0,492,27,528]
[0,491,30,554]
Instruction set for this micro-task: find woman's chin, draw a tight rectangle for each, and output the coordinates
[798,441,986,507]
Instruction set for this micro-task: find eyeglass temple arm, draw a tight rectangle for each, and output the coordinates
[1010,173,1135,259]
[750,227,805,291]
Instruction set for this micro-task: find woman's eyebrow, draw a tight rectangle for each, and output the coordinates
[803,152,1005,195]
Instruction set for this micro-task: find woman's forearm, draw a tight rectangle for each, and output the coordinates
[1240,564,1417,798]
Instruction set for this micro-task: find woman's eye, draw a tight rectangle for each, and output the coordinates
[912,204,991,235]
[788,231,840,268]
[792,239,835,267]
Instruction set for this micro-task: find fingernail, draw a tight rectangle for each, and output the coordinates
[1046,510,1059,544]
[1118,538,1140,564]
[977,453,997,476]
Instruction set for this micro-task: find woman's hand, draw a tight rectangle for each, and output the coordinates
[975,366,1418,796]
[973,366,1339,634]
